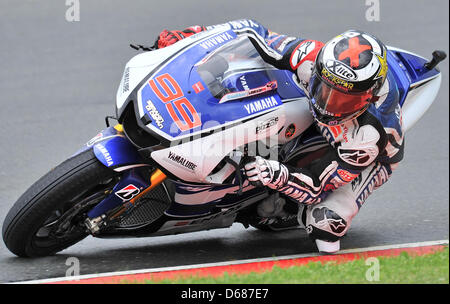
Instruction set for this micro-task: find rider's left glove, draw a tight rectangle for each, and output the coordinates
[244,156,289,189]
[154,26,206,49]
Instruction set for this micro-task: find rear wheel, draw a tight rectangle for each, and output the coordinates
[2,149,118,257]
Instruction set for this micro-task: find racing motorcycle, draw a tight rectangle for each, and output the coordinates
[2,27,446,257]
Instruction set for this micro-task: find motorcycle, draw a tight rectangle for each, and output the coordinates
[2,27,446,257]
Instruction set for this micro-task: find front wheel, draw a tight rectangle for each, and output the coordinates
[2,149,118,257]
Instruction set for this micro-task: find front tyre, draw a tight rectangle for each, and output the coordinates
[2,149,118,257]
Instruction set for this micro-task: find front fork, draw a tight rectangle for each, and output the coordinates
[75,124,167,233]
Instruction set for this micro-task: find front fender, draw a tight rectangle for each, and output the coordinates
[74,125,150,172]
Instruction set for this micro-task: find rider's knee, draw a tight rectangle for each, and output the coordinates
[305,205,350,242]
[300,189,359,243]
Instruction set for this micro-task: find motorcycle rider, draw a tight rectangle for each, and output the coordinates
[153,19,404,253]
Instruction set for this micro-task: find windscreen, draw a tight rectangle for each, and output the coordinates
[196,37,271,99]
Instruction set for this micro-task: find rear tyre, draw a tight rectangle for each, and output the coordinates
[2,149,118,257]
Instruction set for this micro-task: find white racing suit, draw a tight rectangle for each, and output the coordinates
[167,19,405,252]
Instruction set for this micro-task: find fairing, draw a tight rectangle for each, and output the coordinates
[115,29,313,183]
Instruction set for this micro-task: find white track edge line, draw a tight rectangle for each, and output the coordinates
[12,239,449,284]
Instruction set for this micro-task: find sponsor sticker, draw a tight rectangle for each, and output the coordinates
[313,102,339,117]
[337,169,359,182]
[192,81,205,94]
[115,184,141,201]
[198,32,234,50]
[243,95,280,115]
[145,100,165,129]
[256,117,279,134]
[168,151,197,171]
[228,19,260,30]
[325,60,358,81]
[219,81,277,104]
[239,76,249,90]
[285,123,296,138]
[321,67,354,91]
[122,67,130,93]
[96,144,113,166]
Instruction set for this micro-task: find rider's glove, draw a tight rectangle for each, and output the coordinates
[244,156,324,205]
[244,156,289,189]
[278,171,324,205]
[154,26,206,49]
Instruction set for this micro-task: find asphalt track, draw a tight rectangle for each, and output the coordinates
[0,0,448,283]
[17,240,449,284]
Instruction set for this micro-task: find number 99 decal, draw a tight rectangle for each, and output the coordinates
[149,73,202,132]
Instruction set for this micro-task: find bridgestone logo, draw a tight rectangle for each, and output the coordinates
[115,184,140,201]
[168,151,197,171]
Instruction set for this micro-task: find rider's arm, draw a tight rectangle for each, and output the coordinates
[154,19,323,74]
[245,151,361,205]
[154,20,323,91]
[204,19,324,75]
[245,120,388,205]
[240,29,323,74]
[221,19,324,90]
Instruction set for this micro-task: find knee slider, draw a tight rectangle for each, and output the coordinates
[305,206,348,242]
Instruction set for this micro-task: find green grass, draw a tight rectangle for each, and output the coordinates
[139,247,449,284]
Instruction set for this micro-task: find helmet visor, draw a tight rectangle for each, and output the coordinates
[309,73,373,125]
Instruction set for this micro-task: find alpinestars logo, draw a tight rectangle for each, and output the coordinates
[312,207,347,234]
[338,148,371,166]
[290,40,315,70]
[115,184,140,201]
[328,219,347,232]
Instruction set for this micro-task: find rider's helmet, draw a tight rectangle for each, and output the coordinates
[308,30,388,126]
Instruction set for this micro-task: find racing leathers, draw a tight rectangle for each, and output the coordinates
[155,19,405,252]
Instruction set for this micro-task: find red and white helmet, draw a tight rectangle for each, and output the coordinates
[308,30,388,126]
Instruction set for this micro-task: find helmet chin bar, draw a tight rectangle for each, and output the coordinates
[310,102,370,127]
